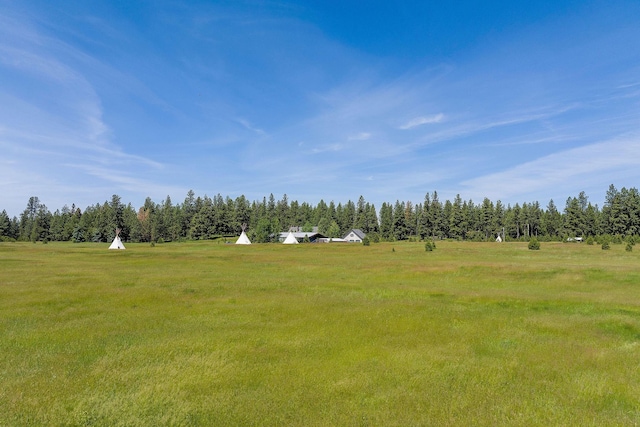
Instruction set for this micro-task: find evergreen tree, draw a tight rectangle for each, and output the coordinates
[564,196,585,237]
[0,210,10,237]
[313,200,328,225]
[49,209,66,241]
[379,202,394,240]
[480,198,494,239]
[30,202,51,242]
[602,184,623,235]
[182,190,197,237]
[429,191,443,239]
[254,218,275,243]
[449,194,464,239]
[19,196,40,241]
[418,193,432,240]
[584,203,600,237]
[235,195,252,232]
[277,194,290,229]
[442,200,452,238]
[363,203,379,234]
[493,200,505,239]
[340,200,356,233]
[354,196,367,230]
[299,202,314,226]
[393,200,407,240]
[404,201,416,237]
[543,199,562,238]
[289,200,301,227]
[327,220,341,238]
[267,193,277,221]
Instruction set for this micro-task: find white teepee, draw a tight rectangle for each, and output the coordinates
[109,229,126,250]
[236,225,252,245]
[282,231,299,244]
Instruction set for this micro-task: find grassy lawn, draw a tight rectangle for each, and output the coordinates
[1,240,639,426]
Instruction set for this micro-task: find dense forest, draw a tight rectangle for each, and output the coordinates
[1,184,639,244]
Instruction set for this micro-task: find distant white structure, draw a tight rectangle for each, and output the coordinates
[282,231,299,244]
[235,231,251,245]
[109,229,126,250]
[277,227,326,243]
[235,224,252,245]
[343,229,366,243]
[496,234,502,243]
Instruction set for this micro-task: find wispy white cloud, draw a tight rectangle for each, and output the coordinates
[311,143,343,154]
[0,10,171,214]
[460,136,640,204]
[235,118,266,136]
[399,113,444,130]
[348,132,371,141]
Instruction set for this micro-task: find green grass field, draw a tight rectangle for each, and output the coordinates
[1,240,639,426]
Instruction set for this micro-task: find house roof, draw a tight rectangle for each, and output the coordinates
[343,229,366,240]
[288,226,319,233]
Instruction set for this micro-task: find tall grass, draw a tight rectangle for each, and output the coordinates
[1,241,639,425]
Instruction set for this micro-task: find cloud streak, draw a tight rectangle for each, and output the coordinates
[460,137,640,204]
[399,113,444,130]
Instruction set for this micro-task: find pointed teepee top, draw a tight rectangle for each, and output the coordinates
[236,230,252,245]
[282,231,299,244]
[109,228,126,250]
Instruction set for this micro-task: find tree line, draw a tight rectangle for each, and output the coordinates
[1,184,639,244]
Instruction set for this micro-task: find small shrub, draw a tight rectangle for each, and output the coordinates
[601,241,610,250]
[612,234,623,244]
[362,236,370,246]
[528,237,540,250]
[425,241,433,252]
[586,236,594,245]
[626,235,636,246]
[626,242,633,252]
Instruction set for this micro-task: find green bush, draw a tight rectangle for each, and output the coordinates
[362,236,370,246]
[528,237,540,250]
[425,241,433,252]
[586,236,595,245]
[625,243,633,252]
[602,241,610,250]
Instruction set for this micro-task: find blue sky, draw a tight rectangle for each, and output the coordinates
[1,0,640,217]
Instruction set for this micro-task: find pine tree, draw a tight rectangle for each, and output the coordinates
[379,202,394,240]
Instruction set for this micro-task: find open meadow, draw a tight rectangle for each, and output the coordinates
[1,240,639,426]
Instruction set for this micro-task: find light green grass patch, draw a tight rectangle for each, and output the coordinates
[1,241,639,425]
